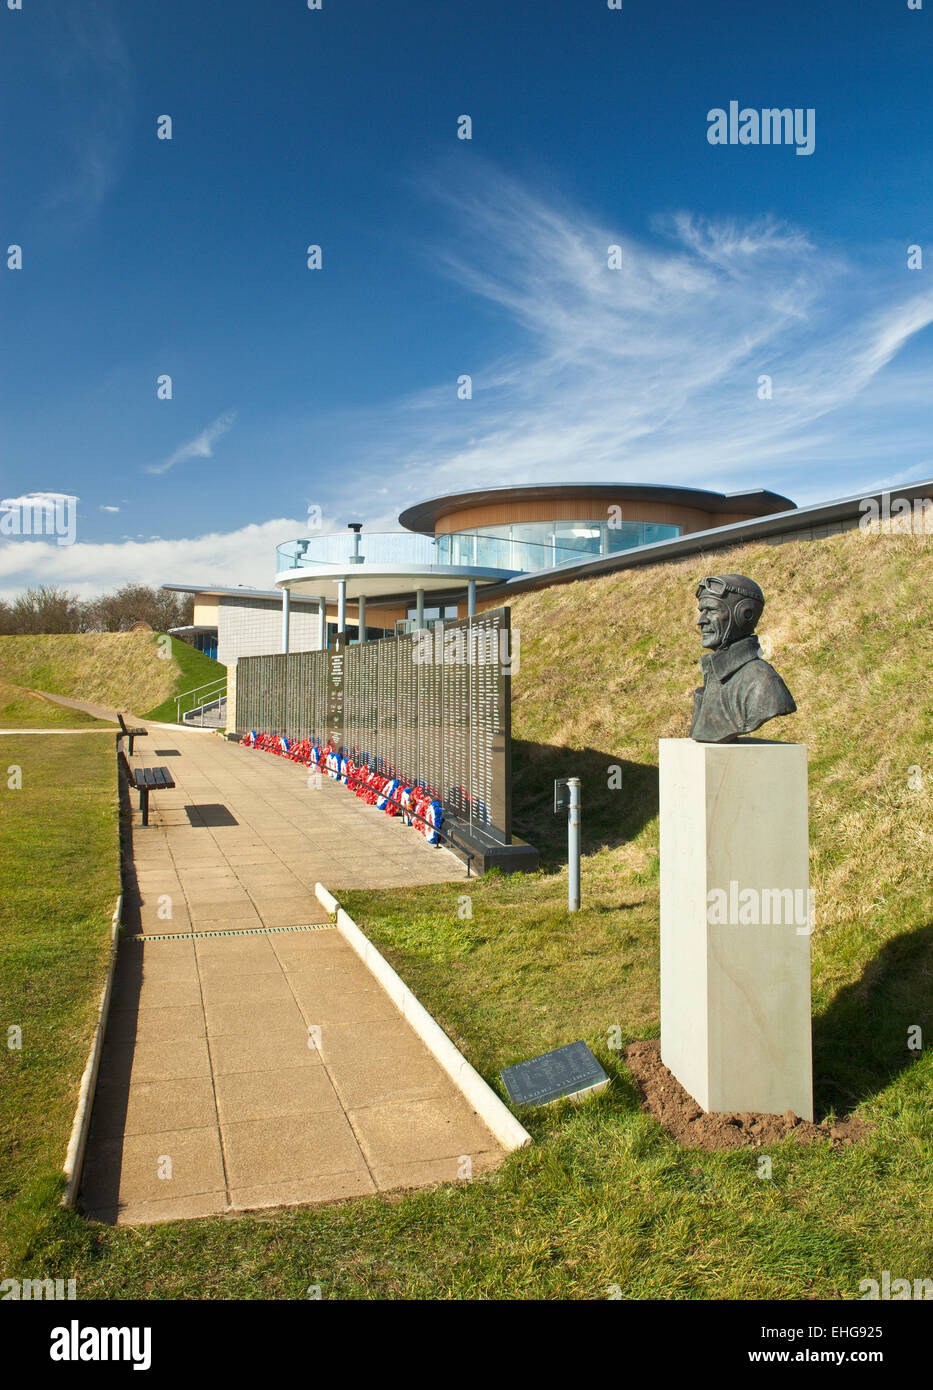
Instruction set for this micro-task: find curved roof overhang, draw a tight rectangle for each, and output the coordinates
[276,562,516,604]
[398,482,797,534]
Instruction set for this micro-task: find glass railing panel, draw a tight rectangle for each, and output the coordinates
[275,520,685,575]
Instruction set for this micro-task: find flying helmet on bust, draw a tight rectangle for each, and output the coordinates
[696,573,764,644]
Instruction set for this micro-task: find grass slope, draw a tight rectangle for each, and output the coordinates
[140,637,226,722]
[0,631,225,722]
[4,529,933,1298]
[0,679,112,730]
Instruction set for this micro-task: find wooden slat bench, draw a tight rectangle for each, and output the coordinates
[117,712,148,756]
[133,766,176,827]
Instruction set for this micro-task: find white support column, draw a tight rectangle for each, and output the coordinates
[318,597,327,651]
[467,578,476,617]
[337,580,347,636]
[281,587,290,654]
[415,587,425,628]
[357,594,366,643]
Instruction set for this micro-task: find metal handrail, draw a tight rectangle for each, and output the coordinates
[175,676,227,721]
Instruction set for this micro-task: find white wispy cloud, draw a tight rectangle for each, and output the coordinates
[43,3,134,226]
[0,517,310,603]
[332,169,933,512]
[1,491,78,510]
[147,410,238,476]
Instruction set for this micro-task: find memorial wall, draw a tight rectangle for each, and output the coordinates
[235,606,513,842]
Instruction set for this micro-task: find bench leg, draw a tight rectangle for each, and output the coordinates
[139,786,149,827]
[128,735,135,756]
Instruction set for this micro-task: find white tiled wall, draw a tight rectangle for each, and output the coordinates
[216,595,322,666]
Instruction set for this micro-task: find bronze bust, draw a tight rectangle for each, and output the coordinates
[690,574,796,743]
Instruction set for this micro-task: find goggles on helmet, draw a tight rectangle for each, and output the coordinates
[696,577,761,602]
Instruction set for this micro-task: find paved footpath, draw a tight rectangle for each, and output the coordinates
[81,727,506,1224]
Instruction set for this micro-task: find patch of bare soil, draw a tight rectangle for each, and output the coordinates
[624,1040,870,1151]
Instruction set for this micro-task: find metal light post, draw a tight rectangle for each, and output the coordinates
[554,777,582,911]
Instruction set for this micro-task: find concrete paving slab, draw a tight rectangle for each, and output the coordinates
[321,1041,458,1109]
[204,997,307,1038]
[114,951,199,985]
[268,933,358,969]
[294,988,402,1026]
[106,1005,206,1044]
[84,1191,229,1226]
[115,976,203,1011]
[213,1067,343,1124]
[221,1112,369,1188]
[196,950,284,979]
[229,1172,376,1212]
[198,970,294,1006]
[284,963,386,1006]
[81,1126,226,1208]
[347,1094,498,1169]
[189,910,264,931]
[207,1029,324,1076]
[371,1151,504,1194]
[90,1077,218,1139]
[102,1037,213,1084]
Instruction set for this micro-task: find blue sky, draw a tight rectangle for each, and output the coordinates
[2,0,932,597]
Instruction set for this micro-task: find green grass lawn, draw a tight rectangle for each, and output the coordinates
[0,736,120,1268]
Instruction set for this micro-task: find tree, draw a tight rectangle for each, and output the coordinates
[81,585,193,633]
[0,583,194,636]
[5,586,83,634]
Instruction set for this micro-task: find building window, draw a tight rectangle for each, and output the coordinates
[436,520,682,572]
[405,604,459,623]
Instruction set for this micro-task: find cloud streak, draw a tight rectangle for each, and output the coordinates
[147,410,238,476]
[337,169,933,512]
[0,517,309,604]
[43,2,134,226]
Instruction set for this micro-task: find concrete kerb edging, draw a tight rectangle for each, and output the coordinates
[314,883,532,1153]
[142,720,217,734]
[62,894,123,1208]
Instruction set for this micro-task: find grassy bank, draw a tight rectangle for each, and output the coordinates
[0,679,113,730]
[141,637,226,723]
[0,631,224,721]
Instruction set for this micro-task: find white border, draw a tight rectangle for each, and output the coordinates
[61,894,123,1208]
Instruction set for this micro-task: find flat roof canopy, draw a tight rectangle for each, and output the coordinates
[276,562,513,603]
[398,482,797,534]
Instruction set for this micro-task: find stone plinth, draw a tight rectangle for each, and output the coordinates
[659,738,813,1120]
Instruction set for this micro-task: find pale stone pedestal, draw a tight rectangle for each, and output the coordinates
[659,738,813,1120]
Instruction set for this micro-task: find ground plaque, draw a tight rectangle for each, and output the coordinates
[500,1041,609,1107]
